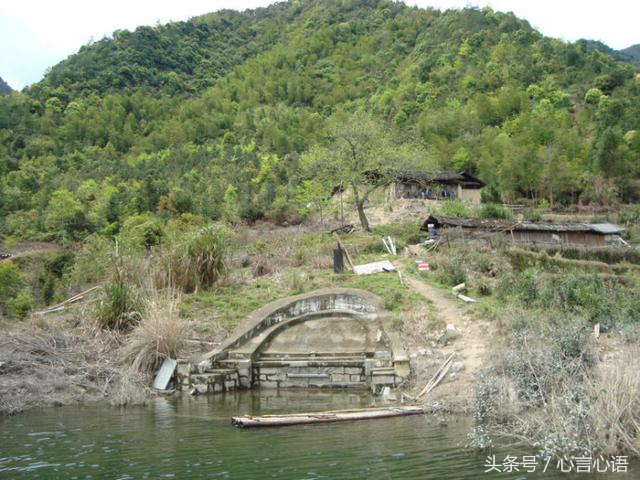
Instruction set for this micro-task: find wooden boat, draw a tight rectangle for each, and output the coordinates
[231,405,425,428]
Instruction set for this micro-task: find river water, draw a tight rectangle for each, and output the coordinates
[0,390,627,479]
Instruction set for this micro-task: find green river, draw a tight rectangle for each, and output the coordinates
[0,390,628,479]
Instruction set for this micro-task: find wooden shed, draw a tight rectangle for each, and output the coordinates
[421,215,625,247]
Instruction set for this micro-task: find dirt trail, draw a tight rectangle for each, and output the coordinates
[396,263,495,410]
[0,242,61,262]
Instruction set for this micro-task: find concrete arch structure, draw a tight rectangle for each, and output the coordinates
[181,289,410,394]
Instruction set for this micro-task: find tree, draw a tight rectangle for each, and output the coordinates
[302,112,429,231]
[295,179,330,224]
[44,189,91,240]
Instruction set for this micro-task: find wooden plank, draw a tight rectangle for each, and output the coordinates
[456,294,477,303]
[332,233,354,272]
[231,406,425,428]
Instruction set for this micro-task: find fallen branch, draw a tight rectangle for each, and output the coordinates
[416,352,456,400]
[36,286,102,315]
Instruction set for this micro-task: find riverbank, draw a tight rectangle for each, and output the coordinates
[2,218,640,458]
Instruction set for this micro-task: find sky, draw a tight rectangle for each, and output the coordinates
[0,0,638,90]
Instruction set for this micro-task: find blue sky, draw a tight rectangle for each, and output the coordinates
[0,0,638,90]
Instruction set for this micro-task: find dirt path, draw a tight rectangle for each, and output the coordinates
[396,263,495,411]
[0,242,61,262]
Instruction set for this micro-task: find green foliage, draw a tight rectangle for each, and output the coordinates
[97,260,142,330]
[0,261,23,299]
[120,213,164,249]
[432,255,467,286]
[65,234,113,289]
[44,189,91,240]
[476,203,514,220]
[160,223,230,292]
[500,268,640,329]
[0,1,639,243]
[6,290,34,320]
[0,261,27,318]
[439,199,473,217]
[524,209,543,222]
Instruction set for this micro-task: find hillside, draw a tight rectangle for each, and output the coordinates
[36,5,294,97]
[580,39,640,67]
[0,0,639,242]
[0,76,12,94]
[620,44,640,67]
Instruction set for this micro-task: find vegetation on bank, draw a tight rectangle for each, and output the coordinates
[2,205,640,459]
[418,240,640,456]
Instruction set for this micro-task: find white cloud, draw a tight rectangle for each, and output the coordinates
[0,0,637,89]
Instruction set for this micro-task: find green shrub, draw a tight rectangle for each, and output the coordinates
[434,255,467,286]
[160,222,230,292]
[373,221,423,245]
[439,199,473,217]
[0,261,26,318]
[476,203,514,220]
[65,234,113,289]
[7,290,34,319]
[524,209,543,222]
[0,261,23,300]
[120,213,165,249]
[97,264,142,330]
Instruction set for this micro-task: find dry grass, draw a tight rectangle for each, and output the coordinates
[119,290,186,373]
[0,318,149,416]
[590,348,640,455]
[479,332,640,457]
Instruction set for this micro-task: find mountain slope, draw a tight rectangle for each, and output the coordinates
[35,4,296,97]
[0,76,12,94]
[620,44,640,66]
[1,0,639,241]
[579,39,640,67]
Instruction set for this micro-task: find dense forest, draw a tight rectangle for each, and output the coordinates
[1,0,639,242]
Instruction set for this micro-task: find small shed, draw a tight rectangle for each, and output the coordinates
[394,171,485,205]
[421,215,626,247]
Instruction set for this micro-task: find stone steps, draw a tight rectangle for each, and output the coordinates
[257,351,371,359]
[184,369,240,394]
[253,358,366,368]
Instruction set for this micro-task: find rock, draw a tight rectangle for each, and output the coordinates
[445,324,462,341]
[450,361,465,373]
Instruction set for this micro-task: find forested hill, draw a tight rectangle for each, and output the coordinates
[580,40,640,67]
[1,0,639,241]
[35,5,294,97]
[0,77,12,94]
[620,44,640,67]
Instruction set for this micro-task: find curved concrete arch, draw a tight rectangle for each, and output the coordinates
[192,288,409,393]
[202,288,387,361]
